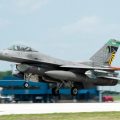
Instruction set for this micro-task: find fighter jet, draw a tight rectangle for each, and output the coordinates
[0,39,120,96]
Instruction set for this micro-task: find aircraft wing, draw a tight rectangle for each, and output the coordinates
[8,56,61,67]
[22,59,60,67]
[61,65,120,71]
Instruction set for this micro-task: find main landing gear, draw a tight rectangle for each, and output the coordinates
[52,81,78,96]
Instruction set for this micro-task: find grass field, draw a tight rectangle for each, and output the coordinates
[0,112,120,120]
[113,95,120,101]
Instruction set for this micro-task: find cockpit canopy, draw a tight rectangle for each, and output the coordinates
[8,45,38,52]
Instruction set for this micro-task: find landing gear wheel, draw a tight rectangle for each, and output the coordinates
[24,82,29,88]
[52,87,59,96]
[71,87,78,96]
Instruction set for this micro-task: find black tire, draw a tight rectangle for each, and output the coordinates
[52,87,59,96]
[24,82,29,88]
[71,87,78,96]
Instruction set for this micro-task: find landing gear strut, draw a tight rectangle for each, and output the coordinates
[68,81,78,96]
[52,87,59,96]
[52,82,64,96]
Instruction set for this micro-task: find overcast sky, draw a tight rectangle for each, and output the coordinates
[0,0,120,70]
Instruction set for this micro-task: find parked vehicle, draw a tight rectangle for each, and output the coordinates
[102,96,114,102]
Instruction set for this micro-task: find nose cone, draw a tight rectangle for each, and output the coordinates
[0,50,5,57]
[0,49,11,60]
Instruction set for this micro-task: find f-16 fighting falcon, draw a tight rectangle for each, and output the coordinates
[0,39,120,95]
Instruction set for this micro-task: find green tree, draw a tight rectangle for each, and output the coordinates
[0,71,12,79]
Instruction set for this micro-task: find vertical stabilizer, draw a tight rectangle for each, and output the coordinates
[90,39,120,67]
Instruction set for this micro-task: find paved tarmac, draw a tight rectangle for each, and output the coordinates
[0,103,120,115]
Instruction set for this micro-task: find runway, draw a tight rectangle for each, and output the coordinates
[0,103,120,115]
